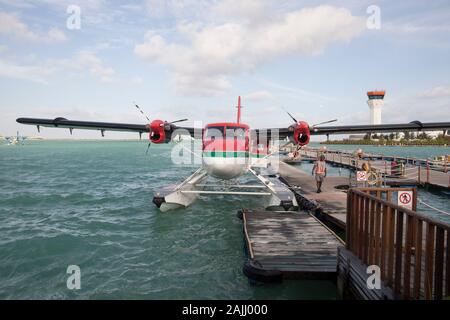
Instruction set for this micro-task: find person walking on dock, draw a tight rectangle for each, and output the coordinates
[312,154,327,193]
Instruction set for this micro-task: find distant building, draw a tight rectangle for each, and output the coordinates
[367,90,385,125]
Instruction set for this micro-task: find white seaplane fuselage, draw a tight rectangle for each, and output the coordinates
[201,122,267,180]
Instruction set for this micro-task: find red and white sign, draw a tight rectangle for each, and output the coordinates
[356,171,368,182]
[398,191,413,209]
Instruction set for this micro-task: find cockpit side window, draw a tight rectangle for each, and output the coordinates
[205,126,225,139]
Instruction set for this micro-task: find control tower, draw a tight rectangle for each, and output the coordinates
[367,90,385,125]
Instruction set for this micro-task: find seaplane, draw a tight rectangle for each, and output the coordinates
[16,97,450,212]
[3,131,27,146]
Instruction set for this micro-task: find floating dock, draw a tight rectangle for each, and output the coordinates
[242,210,343,281]
[273,159,449,299]
[240,153,449,299]
[278,161,348,231]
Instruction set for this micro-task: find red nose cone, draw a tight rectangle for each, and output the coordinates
[149,119,166,143]
[293,121,310,146]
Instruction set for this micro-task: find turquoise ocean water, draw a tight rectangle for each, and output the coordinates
[0,140,448,299]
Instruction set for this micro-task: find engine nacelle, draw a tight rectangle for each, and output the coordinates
[149,120,171,143]
[288,121,310,146]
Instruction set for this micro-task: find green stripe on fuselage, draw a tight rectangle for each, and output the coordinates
[202,151,266,158]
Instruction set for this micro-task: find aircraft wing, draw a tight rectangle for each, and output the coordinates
[253,120,450,141]
[16,117,150,133]
[309,121,450,135]
[16,117,197,140]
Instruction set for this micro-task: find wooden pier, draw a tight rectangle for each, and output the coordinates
[340,188,450,300]
[278,161,348,231]
[240,158,450,299]
[242,210,343,281]
[298,147,450,190]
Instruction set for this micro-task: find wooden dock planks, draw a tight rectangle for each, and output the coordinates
[278,161,349,230]
[243,210,343,280]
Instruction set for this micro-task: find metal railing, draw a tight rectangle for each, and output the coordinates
[298,148,450,188]
[346,187,450,299]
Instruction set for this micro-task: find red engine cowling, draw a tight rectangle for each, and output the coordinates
[289,121,310,146]
[149,120,166,143]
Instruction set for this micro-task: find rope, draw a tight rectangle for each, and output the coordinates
[418,198,450,216]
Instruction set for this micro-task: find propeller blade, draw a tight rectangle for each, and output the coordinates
[312,119,338,127]
[169,118,188,124]
[134,102,150,122]
[283,109,298,123]
[145,142,151,155]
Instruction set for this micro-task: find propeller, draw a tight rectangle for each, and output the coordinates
[168,118,188,124]
[133,102,189,154]
[283,108,337,127]
[283,108,298,123]
[134,102,150,122]
[312,119,337,127]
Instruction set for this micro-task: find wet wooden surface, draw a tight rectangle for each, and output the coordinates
[244,210,343,278]
[278,161,348,228]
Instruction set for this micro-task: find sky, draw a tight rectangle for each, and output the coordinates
[0,0,449,140]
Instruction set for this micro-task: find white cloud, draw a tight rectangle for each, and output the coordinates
[418,85,450,98]
[73,51,116,83]
[212,0,268,23]
[0,11,67,42]
[0,58,53,83]
[0,51,116,83]
[135,5,365,96]
[145,0,209,19]
[0,0,35,9]
[0,0,105,10]
[131,76,144,84]
[244,90,273,101]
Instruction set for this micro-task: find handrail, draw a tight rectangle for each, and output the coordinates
[346,187,450,299]
[350,189,450,229]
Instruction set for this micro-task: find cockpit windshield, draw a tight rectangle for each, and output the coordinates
[226,126,246,140]
[205,125,246,139]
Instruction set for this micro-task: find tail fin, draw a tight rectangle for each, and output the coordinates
[236,96,241,124]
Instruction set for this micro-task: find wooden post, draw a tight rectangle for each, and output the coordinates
[413,219,423,299]
[403,215,413,299]
[346,191,352,250]
[394,211,404,295]
[374,201,381,267]
[418,166,421,185]
[387,207,395,287]
[381,204,388,279]
[434,227,445,300]
[446,232,450,297]
[412,188,417,211]
[426,160,430,184]
[424,223,435,299]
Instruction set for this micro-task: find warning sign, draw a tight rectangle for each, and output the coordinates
[398,191,413,209]
[356,171,368,182]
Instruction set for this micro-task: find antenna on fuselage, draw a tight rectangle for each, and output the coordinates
[236,96,242,124]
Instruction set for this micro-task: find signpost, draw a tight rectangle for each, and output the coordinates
[398,191,413,210]
[356,171,368,182]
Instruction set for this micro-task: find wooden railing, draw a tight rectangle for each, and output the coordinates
[346,187,450,299]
